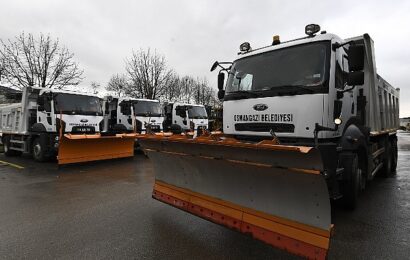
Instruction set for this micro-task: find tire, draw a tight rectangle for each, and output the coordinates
[341,153,361,210]
[112,124,128,133]
[3,136,22,156]
[32,138,47,162]
[170,124,182,134]
[390,138,398,173]
[381,139,393,177]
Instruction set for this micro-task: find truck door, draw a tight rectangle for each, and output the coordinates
[335,47,355,131]
[162,104,172,130]
[118,101,133,130]
[37,94,54,132]
[174,105,188,130]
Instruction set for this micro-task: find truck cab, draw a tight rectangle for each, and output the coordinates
[36,89,103,134]
[219,33,343,141]
[0,87,104,161]
[213,24,399,207]
[163,102,209,135]
[102,96,164,134]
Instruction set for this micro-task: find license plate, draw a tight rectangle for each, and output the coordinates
[72,126,95,133]
[78,127,92,132]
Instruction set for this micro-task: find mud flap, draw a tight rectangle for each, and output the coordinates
[138,135,332,259]
[58,134,136,165]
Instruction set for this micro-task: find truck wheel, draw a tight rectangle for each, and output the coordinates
[170,124,182,134]
[341,153,361,210]
[3,136,22,156]
[390,138,398,173]
[381,140,393,177]
[32,138,47,162]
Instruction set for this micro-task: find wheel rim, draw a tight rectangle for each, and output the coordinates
[33,143,41,158]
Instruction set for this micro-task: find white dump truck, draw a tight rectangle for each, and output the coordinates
[137,25,400,259]
[102,96,164,134]
[162,102,209,135]
[0,87,134,164]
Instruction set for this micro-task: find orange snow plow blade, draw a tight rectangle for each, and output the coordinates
[137,133,332,259]
[58,133,136,165]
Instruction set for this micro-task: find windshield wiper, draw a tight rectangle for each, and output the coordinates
[270,85,315,93]
[228,90,260,98]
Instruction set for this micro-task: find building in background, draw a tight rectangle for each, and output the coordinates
[400,117,410,130]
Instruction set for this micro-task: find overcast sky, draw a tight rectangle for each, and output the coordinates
[1,0,409,116]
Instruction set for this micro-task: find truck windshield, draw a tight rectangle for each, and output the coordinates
[133,101,162,116]
[187,106,208,119]
[54,93,102,116]
[225,41,330,98]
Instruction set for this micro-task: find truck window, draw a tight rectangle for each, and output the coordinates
[54,93,102,116]
[38,95,51,112]
[187,106,208,119]
[119,101,131,115]
[44,96,51,112]
[175,106,187,118]
[232,73,253,91]
[133,101,161,116]
[225,41,330,97]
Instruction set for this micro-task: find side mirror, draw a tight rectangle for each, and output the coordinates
[333,100,342,117]
[347,71,364,86]
[218,72,225,90]
[218,90,225,100]
[347,45,365,71]
[104,102,110,115]
[210,61,219,72]
[183,120,187,125]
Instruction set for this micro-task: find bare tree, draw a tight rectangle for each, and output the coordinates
[162,73,181,102]
[160,74,218,106]
[114,48,218,106]
[125,48,174,99]
[90,81,100,95]
[192,77,218,106]
[0,32,84,89]
[106,73,128,97]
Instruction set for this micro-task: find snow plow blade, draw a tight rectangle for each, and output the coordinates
[58,133,136,165]
[138,134,332,259]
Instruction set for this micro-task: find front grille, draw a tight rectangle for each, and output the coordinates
[234,123,295,133]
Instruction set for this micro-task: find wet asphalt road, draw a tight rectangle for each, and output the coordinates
[0,133,409,259]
